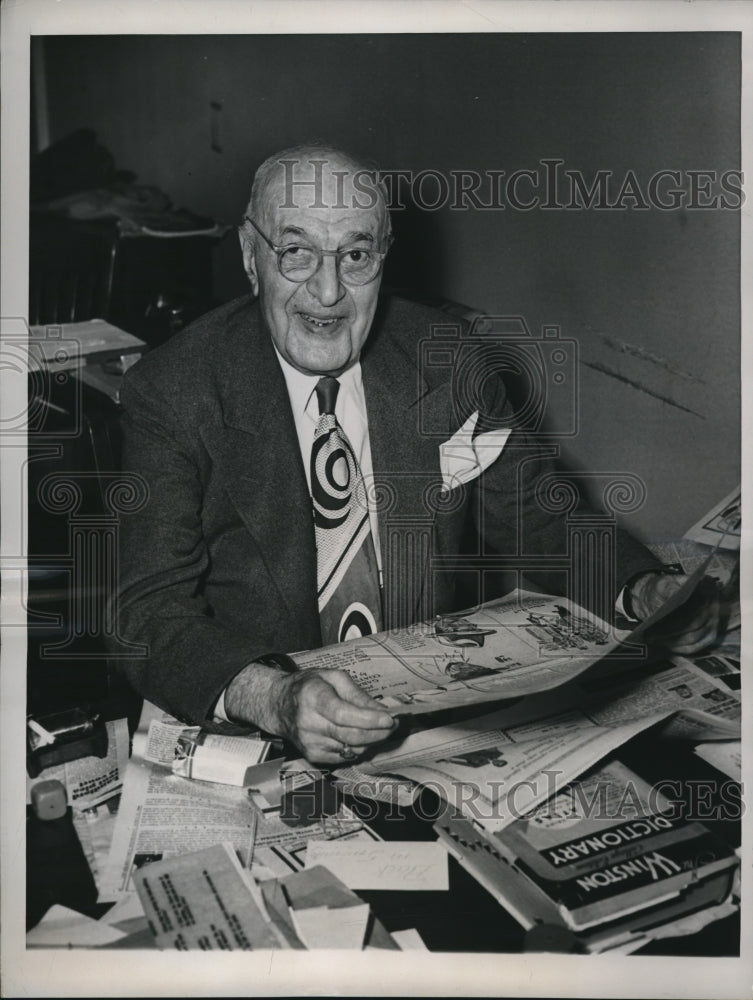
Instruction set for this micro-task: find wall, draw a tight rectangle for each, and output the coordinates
[40,32,741,543]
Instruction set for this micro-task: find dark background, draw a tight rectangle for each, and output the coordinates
[34,32,741,543]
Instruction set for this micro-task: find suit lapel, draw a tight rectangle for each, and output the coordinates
[363,302,452,627]
[200,307,320,637]
[200,296,455,636]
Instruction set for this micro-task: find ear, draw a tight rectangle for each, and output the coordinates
[238,228,259,296]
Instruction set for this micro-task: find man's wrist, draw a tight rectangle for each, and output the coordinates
[224,658,296,732]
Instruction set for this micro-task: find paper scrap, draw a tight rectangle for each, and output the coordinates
[133,842,285,950]
[391,927,428,950]
[173,732,271,786]
[290,902,370,950]
[27,905,127,948]
[144,717,197,766]
[305,840,449,891]
[695,741,741,781]
[100,892,146,928]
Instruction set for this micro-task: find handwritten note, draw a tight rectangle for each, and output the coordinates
[305,840,449,891]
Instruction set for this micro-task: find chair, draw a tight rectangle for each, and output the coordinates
[27,217,126,714]
[29,216,119,326]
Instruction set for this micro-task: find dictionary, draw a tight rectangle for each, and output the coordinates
[500,760,707,884]
[516,828,737,930]
[434,759,738,947]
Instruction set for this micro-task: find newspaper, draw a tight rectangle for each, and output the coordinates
[646,535,739,630]
[684,485,741,550]
[352,655,741,832]
[291,566,716,716]
[132,843,287,951]
[293,589,642,715]
[580,658,740,738]
[331,765,417,807]
[251,807,381,880]
[139,711,198,766]
[361,709,666,832]
[327,653,740,810]
[97,756,259,901]
[132,700,272,783]
[99,754,382,900]
[647,538,738,582]
[72,803,119,893]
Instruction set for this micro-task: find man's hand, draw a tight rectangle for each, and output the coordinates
[224,662,397,765]
[627,572,721,655]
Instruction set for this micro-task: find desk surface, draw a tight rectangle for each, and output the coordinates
[27,725,740,955]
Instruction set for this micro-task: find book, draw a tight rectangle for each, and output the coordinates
[500,760,706,883]
[434,758,738,946]
[28,319,145,372]
[73,362,125,403]
[516,830,736,931]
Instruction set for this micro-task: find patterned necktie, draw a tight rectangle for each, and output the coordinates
[311,376,383,645]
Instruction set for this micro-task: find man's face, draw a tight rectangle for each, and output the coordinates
[243,158,388,377]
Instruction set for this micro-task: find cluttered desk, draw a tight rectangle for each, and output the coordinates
[22,317,742,956]
[26,530,741,955]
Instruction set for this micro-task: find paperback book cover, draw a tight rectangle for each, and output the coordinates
[501,760,707,883]
[435,758,738,939]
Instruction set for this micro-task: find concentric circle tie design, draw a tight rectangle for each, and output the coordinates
[312,377,383,645]
[311,429,355,529]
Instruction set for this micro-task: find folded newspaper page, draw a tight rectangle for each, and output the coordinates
[293,569,710,715]
[363,709,666,832]
[292,589,629,714]
[351,655,740,832]
[133,699,272,785]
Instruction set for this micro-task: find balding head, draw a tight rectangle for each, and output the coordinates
[244,144,391,246]
[238,144,392,377]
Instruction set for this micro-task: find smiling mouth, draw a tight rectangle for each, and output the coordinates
[298,312,343,329]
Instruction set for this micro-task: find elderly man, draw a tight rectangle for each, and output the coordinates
[116,144,719,764]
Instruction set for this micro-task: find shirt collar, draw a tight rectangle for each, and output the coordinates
[273,346,364,418]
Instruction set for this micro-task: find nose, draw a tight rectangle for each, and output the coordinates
[305,253,345,307]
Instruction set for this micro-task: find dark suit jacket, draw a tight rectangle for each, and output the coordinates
[115,294,659,725]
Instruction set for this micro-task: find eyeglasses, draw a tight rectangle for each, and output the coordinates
[243,216,392,286]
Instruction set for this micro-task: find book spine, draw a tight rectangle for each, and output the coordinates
[522,836,737,928]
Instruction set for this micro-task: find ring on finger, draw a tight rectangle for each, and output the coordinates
[337,743,357,761]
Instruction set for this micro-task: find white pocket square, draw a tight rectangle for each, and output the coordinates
[439,411,511,492]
